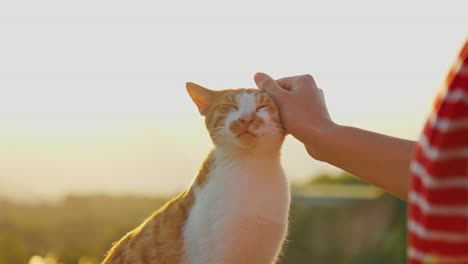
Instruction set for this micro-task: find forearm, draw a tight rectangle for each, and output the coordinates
[303,124,415,201]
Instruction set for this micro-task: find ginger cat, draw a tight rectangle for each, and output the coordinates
[102,83,290,264]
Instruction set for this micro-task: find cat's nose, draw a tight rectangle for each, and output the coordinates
[239,114,254,124]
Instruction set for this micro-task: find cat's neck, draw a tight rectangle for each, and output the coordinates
[190,146,283,190]
[213,145,282,164]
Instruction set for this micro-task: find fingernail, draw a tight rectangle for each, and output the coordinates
[254,72,267,84]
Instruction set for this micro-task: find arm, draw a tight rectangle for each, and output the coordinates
[254,73,414,201]
[307,124,414,200]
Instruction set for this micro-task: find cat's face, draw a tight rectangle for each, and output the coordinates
[187,82,285,151]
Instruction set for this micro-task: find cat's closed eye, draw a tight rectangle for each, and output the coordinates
[222,104,239,111]
[256,105,271,112]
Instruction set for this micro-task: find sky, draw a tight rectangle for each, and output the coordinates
[0,0,467,201]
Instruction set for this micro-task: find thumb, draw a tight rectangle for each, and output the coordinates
[254,72,285,98]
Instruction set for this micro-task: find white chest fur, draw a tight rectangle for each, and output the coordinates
[182,152,290,264]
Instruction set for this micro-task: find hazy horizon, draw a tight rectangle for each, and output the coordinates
[1,0,467,202]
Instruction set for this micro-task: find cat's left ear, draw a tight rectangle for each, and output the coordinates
[186,82,216,116]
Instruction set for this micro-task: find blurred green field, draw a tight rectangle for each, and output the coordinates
[0,173,406,264]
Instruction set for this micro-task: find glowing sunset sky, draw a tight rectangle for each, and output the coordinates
[0,0,466,201]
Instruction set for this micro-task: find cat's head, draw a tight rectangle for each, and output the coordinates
[186,82,285,153]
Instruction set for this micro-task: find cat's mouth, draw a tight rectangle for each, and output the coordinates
[235,130,259,147]
[237,130,258,138]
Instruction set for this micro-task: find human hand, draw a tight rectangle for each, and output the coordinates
[254,72,336,152]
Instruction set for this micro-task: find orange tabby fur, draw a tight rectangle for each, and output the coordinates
[102,85,287,264]
[102,156,213,264]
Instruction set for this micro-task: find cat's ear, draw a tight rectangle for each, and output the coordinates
[186,82,216,116]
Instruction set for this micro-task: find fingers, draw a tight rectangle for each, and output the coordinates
[255,73,320,97]
[276,77,294,91]
[254,72,286,98]
[277,74,318,92]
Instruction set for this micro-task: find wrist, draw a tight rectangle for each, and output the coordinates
[299,120,339,161]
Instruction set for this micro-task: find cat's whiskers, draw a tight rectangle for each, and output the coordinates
[211,127,231,145]
[263,125,285,135]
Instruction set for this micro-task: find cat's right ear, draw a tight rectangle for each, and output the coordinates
[186,82,216,116]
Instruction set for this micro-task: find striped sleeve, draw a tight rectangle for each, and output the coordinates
[408,39,468,264]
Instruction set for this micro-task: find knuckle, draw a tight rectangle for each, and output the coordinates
[302,74,314,81]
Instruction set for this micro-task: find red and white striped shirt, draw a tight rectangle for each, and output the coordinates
[408,39,468,263]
